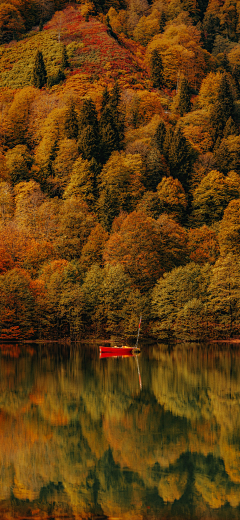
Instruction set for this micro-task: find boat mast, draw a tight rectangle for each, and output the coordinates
[135,315,142,349]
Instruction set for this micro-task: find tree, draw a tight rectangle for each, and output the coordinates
[159,10,166,33]
[208,254,240,336]
[52,138,79,193]
[187,225,220,265]
[0,3,25,43]
[144,147,167,191]
[147,23,207,89]
[219,199,240,256]
[151,262,211,339]
[14,180,45,236]
[192,170,240,226]
[168,128,196,190]
[6,87,37,147]
[152,120,166,153]
[0,183,14,224]
[209,74,235,142]
[61,43,69,68]
[32,50,47,89]
[5,145,33,185]
[64,99,78,140]
[178,77,192,116]
[78,98,99,161]
[63,156,95,207]
[101,86,110,113]
[150,49,164,89]
[163,127,174,160]
[99,83,124,163]
[157,176,187,222]
[97,151,144,230]
[80,223,109,271]
[103,210,187,291]
[55,197,96,260]
[36,259,83,338]
[214,136,240,175]
[0,268,35,340]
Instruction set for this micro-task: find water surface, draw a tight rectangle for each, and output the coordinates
[0,342,240,519]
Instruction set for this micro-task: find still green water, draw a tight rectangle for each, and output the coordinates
[0,342,240,519]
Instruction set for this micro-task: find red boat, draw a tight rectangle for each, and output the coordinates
[99,346,140,356]
[99,351,136,359]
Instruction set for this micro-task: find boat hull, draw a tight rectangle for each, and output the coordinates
[99,352,135,359]
[99,346,140,355]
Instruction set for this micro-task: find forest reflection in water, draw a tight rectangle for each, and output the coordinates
[0,342,239,519]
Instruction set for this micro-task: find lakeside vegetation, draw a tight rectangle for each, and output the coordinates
[0,0,240,340]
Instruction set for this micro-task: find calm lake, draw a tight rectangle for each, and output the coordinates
[0,341,240,519]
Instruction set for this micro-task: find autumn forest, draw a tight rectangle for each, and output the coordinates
[0,0,240,341]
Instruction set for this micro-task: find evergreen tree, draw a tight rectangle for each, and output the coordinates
[61,43,69,69]
[152,120,166,153]
[223,116,239,138]
[159,11,166,33]
[178,77,192,116]
[150,49,164,89]
[202,12,219,53]
[78,125,99,161]
[65,99,78,140]
[218,74,234,118]
[163,127,174,161]
[110,81,120,110]
[144,148,166,191]
[99,83,124,163]
[39,18,43,31]
[101,86,110,113]
[168,128,196,190]
[78,98,99,161]
[32,50,47,89]
[214,140,232,175]
[47,68,65,87]
[210,74,235,143]
[231,63,240,97]
[79,98,99,129]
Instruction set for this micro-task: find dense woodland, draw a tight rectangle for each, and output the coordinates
[0,0,240,340]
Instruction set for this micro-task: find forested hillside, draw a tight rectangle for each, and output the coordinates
[0,0,240,341]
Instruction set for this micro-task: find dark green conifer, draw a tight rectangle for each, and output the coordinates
[32,50,47,89]
[152,120,166,153]
[89,157,101,199]
[218,74,234,118]
[39,18,43,31]
[150,49,164,89]
[223,116,239,138]
[65,99,79,139]
[231,64,240,97]
[101,86,110,113]
[78,125,99,161]
[178,77,192,116]
[214,139,233,175]
[144,148,166,191]
[210,74,235,143]
[99,83,124,162]
[78,98,100,161]
[202,12,219,53]
[168,128,196,190]
[110,81,120,109]
[163,127,174,160]
[79,98,99,129]
[159,11,166,33]
[61,43,69,69]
